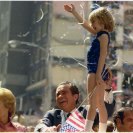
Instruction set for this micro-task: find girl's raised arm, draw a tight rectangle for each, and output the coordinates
[64,4,96,35]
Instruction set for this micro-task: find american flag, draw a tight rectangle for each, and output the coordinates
[60,109,85,132]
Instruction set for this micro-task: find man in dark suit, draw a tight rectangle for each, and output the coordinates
[34,81,115,132]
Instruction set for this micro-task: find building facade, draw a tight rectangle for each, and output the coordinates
[0,1,133,116]
[50,1,133,107]
[0,1,52,114]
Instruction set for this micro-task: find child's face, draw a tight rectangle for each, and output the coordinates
[91,18,104,33]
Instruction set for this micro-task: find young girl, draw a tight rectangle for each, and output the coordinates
[64,4,115,132]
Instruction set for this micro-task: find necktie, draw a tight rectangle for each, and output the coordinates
[67,113,71,118]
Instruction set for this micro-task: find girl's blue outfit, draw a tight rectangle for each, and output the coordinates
[87,31,110,80]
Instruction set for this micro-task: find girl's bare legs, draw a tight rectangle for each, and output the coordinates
[85,73,97,131]
[96,82,108,132]
[85,73,108,132]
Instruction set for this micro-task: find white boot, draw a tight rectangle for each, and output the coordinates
[99,122,107,132]
[84,119,94,131]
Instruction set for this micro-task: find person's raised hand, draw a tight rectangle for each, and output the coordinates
[64,4,75,13]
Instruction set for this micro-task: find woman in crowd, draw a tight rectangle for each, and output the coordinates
[0,88,27,132]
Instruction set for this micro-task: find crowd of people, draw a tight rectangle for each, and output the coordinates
[34,81,133,132]
[0,81,133,132]
[0,3,133,132]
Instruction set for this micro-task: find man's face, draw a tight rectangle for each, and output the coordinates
[56,84,78,112]
[118,110,133,132]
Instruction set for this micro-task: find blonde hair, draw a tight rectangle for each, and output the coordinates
[0,88,16,119]
[89,7,115,32]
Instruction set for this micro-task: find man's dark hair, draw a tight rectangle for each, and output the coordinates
[58,81,79,104]
[113,107,133,126]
